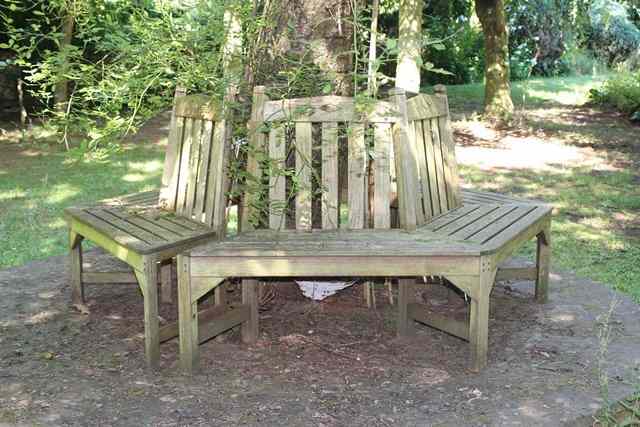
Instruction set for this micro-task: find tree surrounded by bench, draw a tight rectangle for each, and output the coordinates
[174,85,551,373]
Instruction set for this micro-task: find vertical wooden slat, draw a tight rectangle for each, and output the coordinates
[373,123,391,229]
[413,120,433,220]
[160,116,185,210]
[269,126,287,230]
[185,119,203,218]
[175,118,194,215]
[160,86,187,210]
[389,88,418,231]
[241,86,267,232]
[209,121,229,233]
[438,115,457,210]
[348,123,366,229]
[203,121,220,226]
[430,118,448,213]
[321,122,339,229]
[194,120,214,221]
[422,119,441,216]
[295,122,313,230]
[435,84,462,208]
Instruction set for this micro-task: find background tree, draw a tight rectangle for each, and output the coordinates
[475,0,514,118]
[396,0,423,93]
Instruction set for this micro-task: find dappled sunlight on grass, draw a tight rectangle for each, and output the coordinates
[0,129,164,268]
[446,75,608,116]
[0,188,27,202]
[45,183,80,204]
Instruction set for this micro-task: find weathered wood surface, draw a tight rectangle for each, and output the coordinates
[65,88,230,369]
[263,96,399,123]
[178,88,553,374]
[191,203,551,258]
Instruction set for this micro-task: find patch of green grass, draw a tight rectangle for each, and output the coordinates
[0,131,164,269]
[444,74,609,115]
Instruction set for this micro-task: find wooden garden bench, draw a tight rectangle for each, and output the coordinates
[64,90,230,368]
[175,85,551,374]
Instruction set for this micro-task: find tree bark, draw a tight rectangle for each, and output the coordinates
[367,0,380,96]
[54,13,74,112]
[252,0,355,95]
[396,0,423,94]
[475,0,514,118]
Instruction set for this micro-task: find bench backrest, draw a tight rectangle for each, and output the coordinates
[158,90,230,234]
[406,86,462,224]
[241,86,405,232]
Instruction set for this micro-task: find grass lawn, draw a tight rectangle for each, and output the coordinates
[0,123,166,268]
[1,74,639,304]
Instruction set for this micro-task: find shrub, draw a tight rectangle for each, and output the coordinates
[590,71,640,117]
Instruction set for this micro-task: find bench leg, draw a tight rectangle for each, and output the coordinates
[469,268,496,372]
[177,254,199,374]
[241,280,259,343]
[160,260,173,304]
[134,264,160,369]
[535,224,551,303]
[397,278,415,336]
[70,231,84,305]
[364,281,376,308]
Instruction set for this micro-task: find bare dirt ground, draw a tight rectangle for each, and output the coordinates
[1,249,639,426]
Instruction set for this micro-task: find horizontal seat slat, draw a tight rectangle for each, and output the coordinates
[449,205,520,240]
[433,204,499,236]
[422,205,480,231]
[466,205,537,244]
[86,209,169,243]
[479,206,551,248]
[104,208,185,240]
[65,207,152,252]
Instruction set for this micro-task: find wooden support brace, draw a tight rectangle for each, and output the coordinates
[408,303,469,341]
[199,305,249,344]
[495,266,537,282]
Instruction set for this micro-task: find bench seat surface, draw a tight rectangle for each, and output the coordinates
[192,202,551,259]
[64,191,217,255]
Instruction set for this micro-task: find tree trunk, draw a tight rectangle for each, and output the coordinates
[54,13,74,112]
[252,0,355,95]
[475,0,514,118]
[396,0,423,94]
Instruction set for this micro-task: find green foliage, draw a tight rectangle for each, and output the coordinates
[0,0,247,151]
[590,71,640,116]
[589,0,640,64]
